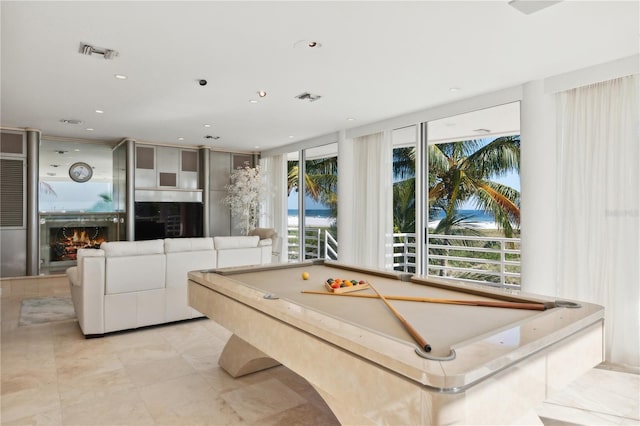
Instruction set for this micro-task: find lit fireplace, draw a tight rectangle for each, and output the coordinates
[50,226,108,261]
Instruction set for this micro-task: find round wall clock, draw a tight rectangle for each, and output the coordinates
[68,162,93,183]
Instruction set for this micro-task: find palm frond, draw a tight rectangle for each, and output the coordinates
[465,135,520,178]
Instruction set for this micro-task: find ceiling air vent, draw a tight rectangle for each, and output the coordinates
[508,0,563,15]
[295,92,322,102]
[79,42,119,60]
[204,135,220,140]
[60,119,83,125]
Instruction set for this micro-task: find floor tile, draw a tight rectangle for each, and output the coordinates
[221,377,307,423]
[61,390,154,425]
[0,384,61,424]
[125,355,196,387]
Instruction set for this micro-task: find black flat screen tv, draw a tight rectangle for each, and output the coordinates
[134,202,203,241]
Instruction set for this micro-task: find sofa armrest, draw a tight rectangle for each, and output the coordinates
[257,238,272,247]
[70,251,106,335]
[259,244,272,265]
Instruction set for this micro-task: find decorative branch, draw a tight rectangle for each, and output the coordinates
[223,162,268,235]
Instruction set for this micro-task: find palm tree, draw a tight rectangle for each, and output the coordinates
[429,136,520,237]
[393,178,416,233]
[288,156,339,259]
[392,147,417,233]
[287,157,338,213]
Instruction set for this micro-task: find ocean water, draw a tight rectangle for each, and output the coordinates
[288,209,333,218]
[288,209,497,227]
[430,209,495,223]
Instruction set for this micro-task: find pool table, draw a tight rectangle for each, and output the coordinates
[188,260,604,425]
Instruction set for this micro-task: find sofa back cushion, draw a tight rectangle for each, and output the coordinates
[101,239,164,257]
[165,237,214,253]
[214,236,259,250]
[165,238,217,288]
[217,248,263,268]
[101,240,166,295]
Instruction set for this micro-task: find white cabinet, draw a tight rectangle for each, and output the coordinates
[135,145,199,189]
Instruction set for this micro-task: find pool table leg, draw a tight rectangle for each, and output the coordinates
[218,334,281,378]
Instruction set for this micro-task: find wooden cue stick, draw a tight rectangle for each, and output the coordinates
[301,290,547,311]
[366,281,432,353]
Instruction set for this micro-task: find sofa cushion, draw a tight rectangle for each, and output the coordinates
[249,227,278,240]
[214,236,259,250]
[101,239,164,257]
[165,237,214,253]
[165,250,216,288]
[105,254,166,294]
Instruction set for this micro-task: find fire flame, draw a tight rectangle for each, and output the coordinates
[52,227,107,261]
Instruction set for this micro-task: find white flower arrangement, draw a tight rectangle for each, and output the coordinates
[224,162,268,235]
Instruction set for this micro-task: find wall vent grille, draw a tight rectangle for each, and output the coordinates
[0,159,25,227]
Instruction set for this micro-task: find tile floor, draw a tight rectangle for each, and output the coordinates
[1,276,638,425]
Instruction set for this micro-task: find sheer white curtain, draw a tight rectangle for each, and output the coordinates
[352,131,393,269]
[557,75,639,370]
[259,154,288,262]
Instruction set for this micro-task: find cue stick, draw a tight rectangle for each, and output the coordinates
[301,290,547,311]
[366,281,432,353]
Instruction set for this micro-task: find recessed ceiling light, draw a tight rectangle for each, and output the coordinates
[249,99,259,104]
[85,128,94,131]
[449,87,461,92]
[254,145,260,149]
[114,74,128,80]
[473,128,491,134]
[177,137,184,141]
[95,109,104,114]
[257,90,267,98]
[203,124,211,128]
[74,149,80,152]
[294,40,323,49]
[288,135,294,139]
[346,117,356,121]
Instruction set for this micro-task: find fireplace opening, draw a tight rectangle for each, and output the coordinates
[50,226,108,261]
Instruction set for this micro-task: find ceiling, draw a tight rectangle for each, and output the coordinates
[1,1,638,154]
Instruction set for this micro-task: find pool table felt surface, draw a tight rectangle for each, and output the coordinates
[204,262,568,359]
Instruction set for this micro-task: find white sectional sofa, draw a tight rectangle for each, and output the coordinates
[67,236,271,336]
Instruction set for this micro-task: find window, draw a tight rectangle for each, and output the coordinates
[423,102,521,287]
[287,143,338,261]
[392,126,417,272]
